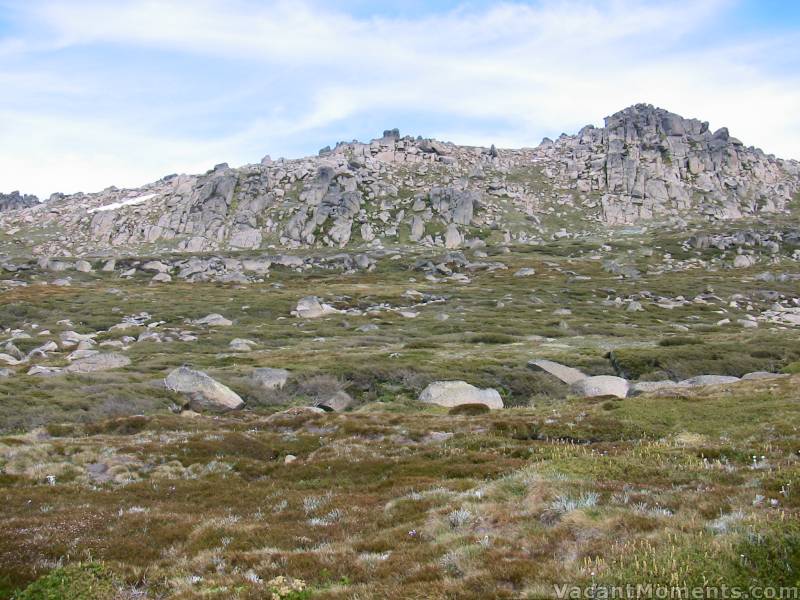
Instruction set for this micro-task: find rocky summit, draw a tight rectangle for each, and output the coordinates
[1,104,800,599]
[1,104,797,259]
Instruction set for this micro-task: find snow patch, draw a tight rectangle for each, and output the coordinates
[88,193,157,213]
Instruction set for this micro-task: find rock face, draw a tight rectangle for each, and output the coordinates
[0,191,38,212]
[570,375,629,399]
[165,367,244,412]
[64,353,131,374]
[1,104,795,258]
[419,381,504,409]
[545,104,798,225]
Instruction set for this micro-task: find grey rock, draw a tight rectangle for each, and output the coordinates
[628,380,682,396]
[528,359,586,385]
[193,313,233,327]
[250,367,290,390]
[0,190,38,212]
[419,381,503,409]
[75,260,93,273]
[741,371,788,381]
[141,260,169,273]
[315,390,353,412]
[294,296,340,318]
[570,375,629,399]
[444,224,462,249]
[64,352,131,373]
[229,338,256,352]
[151,272,172,283]
[733,255,756,268]
[27,365,63,376]
[165,366,244,412]
[678,375,740,387]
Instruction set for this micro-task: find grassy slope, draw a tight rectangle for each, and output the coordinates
[0,228,799,597]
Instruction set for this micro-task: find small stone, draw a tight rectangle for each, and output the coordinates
[151,272,172,283]
[229,338,257,352]
[193,313,232,327]
[294,296,340,319]
[75,260,93,273]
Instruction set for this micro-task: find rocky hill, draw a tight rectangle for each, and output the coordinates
[1,104,797,258]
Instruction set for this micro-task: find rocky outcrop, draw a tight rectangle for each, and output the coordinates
[542,104,798,225]
[1,105,796,258]
[0,191,38,212]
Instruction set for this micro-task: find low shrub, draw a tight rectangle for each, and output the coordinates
[448,403,490,416]
[14,562,115,600]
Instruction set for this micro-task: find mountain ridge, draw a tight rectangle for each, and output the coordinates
[1,103,798,258]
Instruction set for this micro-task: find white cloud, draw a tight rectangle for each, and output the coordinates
[0,0,798,198]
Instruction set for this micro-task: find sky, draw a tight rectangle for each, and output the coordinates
[0,0,799,199]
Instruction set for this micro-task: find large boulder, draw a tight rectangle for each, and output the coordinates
[65,352,131,374]
[314,390,353,412]
[528,359,586,385]
[571,375,629,399]
[250,367,290,390]
[419,381,503,409]
[165,367,244,412]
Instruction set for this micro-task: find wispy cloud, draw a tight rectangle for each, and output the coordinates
[0,0,798,198]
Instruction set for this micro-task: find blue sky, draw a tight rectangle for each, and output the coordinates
[0,0,798,198]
